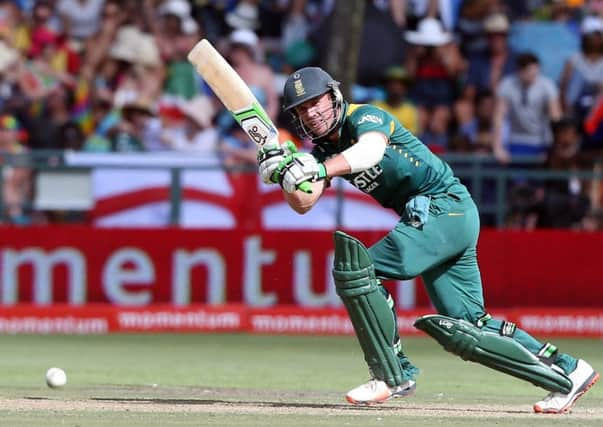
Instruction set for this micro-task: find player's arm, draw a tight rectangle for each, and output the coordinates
[278,131,388,214]
[324,131,387,176]
[283,180,327,214]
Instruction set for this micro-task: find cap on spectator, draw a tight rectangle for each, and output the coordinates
[383,65,412,83]
[122,97,157,117]
[181,95,215,128]
[405,18,452,46]
[137,33,161,67]
[229,28,259,48]
[109,26,140,63]
[581,16,603,34]
[484,13,510,34]
[0,42,19,73]
[225,2,260,30]
[158,0,190,18]
[158,0,198,35]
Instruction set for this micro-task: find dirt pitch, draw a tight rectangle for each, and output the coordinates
[2,387,603,420]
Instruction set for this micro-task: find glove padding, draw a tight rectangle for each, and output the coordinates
[257,140,297,184]
[275,152,327,193]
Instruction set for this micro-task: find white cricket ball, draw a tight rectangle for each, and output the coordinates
[45,367,67,388]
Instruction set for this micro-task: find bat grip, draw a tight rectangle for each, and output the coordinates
[298,181,313,194]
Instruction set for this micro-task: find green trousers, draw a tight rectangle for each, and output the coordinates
[368,194,577,374]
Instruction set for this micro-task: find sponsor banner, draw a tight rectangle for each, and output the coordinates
[65,152,398,229]
[2,227,603,308]
[0,305,602,337]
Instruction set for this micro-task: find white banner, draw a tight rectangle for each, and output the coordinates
[65,152,399,229]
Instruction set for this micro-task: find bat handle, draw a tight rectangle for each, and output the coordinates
[298,181,313,194]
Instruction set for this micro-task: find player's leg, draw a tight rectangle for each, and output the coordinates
[332,231,417,405]
[343,194,478,404]
[418,245,599,413]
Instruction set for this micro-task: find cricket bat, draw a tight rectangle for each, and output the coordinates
[187,39,311,193]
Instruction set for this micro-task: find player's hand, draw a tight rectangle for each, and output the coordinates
[257,140,297,184]
[274,153,327,193]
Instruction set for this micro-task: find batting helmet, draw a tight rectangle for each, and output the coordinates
[282,67,345,140]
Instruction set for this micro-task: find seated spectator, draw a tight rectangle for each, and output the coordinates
[27,82,80,150]
[0,114,31,224]
[148,0,200,100]
[56,0,104,44]
[0,41,25,109]
[404,17,466,152]
[162,95,219,154]
[455,89,508,154]
[218,118,257,170]
[537,117,591,228]
[372,65,420,135]
[83,92,120,152]
[493,52,562,163]
[464,13,517,100]
[0,1,29,52]
[106,26,164,106]
[559,16,603,120]
[225,28,279,121]
[108,98,156,152]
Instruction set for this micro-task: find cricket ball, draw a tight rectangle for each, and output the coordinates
[45,367,67,388]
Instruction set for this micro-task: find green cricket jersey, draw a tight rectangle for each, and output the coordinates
[311,103,469,214]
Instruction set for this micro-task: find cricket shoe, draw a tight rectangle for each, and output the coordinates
[345,379,416,405]
[533,359,599,414]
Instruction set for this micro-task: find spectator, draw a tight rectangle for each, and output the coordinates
[148,0,200,100]
[372,65,420,134]
[538,117,591,228]
[0,0,29,51]
[0,41,24,110]
[455,89,506,154]
[493,52,562,163]
[27,82,79,150]
[82,92,120,152]
[104,26,164,107]
[109,97,156,152]
[225,0,260,32]
[559,15,603,120]
[404,17,466,152]
[56,0,104,43]
[162,95,219,154]
[225,28,279,121]
[464,12,517,100]
[401,0,458,31]
[218,118,257,169]
[0,114,31,224]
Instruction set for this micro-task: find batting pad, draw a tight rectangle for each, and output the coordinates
[415,314,572,393]
[332,231,404,387]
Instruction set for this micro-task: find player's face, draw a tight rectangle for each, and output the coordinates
[295,93,335,136]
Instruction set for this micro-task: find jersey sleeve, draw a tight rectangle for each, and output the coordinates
[347,105,393,142]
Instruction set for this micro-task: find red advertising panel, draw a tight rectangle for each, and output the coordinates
[1,305,601,337]
[1,227,602,308]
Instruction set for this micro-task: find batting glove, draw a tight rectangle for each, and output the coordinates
[257,140,298,184]
[274,153,327,194]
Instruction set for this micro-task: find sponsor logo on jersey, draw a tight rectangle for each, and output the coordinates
[352,165,383,193]
[358,114,383,125]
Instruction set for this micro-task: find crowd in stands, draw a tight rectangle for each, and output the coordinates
[1,0,603,229]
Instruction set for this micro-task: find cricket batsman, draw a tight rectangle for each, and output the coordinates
[257,67,599,413]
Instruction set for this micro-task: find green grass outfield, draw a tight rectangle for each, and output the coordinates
[0,334,601,426]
